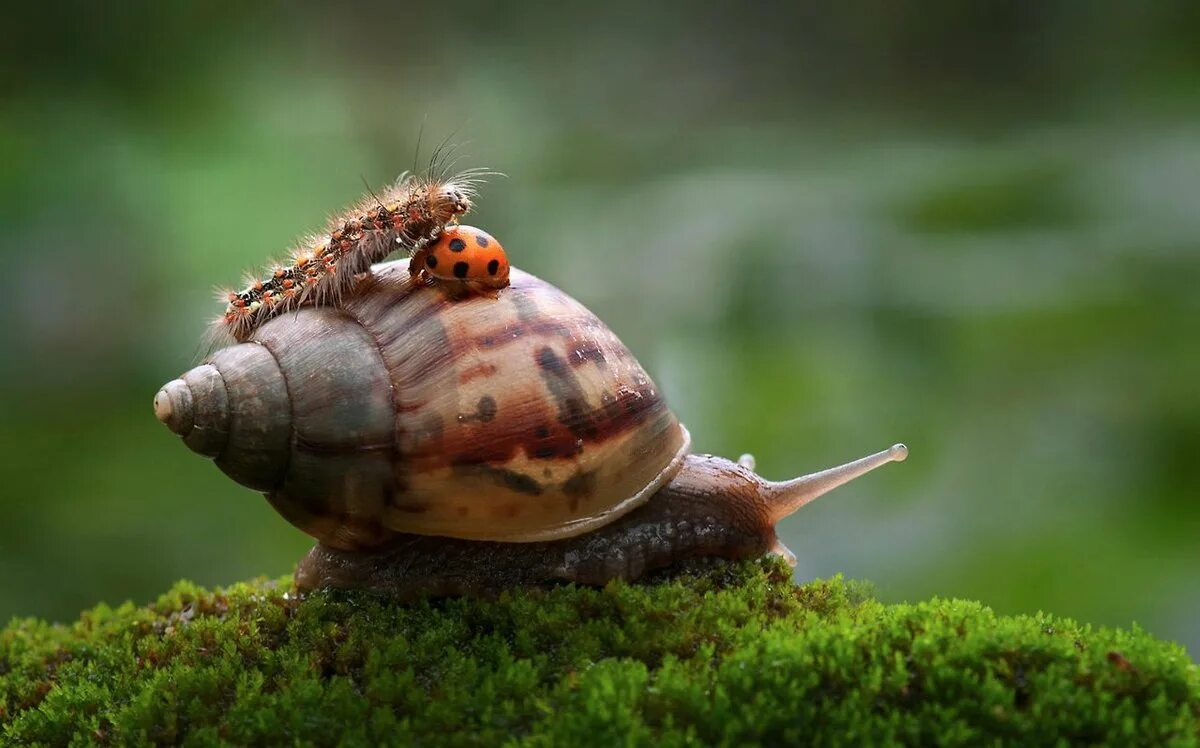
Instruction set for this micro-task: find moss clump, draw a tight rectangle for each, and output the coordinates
[2,559,1197,746]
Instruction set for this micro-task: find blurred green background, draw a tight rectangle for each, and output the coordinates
[2,2,1197,653]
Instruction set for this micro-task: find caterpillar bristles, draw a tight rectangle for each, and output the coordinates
[215,169,492,342]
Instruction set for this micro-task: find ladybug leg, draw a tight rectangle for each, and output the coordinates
[464,279,502,299]
[433,278,472,301]
[408,248,425,277]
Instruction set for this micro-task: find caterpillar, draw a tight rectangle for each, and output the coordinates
[216,168,491,342]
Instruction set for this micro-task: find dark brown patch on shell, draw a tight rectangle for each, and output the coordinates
[445,395,582,465]
[457,395,498,424]
[477,395,497,422]
[569,340,607,367]
[562,470,598,511]
[452,462,544,495]
[507,282,545,324]
[449,346,668,468]
[535,346,598,441]
[470,319,587,351]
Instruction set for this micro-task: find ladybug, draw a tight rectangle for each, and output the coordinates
[409,225,510,297]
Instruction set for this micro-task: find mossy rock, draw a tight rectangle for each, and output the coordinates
[2,559,1197,746]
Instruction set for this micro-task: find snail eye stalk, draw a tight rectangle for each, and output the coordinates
[766,444,908,523]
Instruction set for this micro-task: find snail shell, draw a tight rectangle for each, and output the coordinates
[155,262,690,550]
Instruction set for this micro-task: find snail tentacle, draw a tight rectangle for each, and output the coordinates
[765,443,908,523]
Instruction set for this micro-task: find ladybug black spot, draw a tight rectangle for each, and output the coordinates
[453,261,470,279]
[476,235,489,248]
[487,259,500,275]
[426,254,438,268]
[449,238,467,252]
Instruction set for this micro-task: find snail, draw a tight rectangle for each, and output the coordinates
[155,257,906,598]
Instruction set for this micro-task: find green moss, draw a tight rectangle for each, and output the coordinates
[2,560,1197,746]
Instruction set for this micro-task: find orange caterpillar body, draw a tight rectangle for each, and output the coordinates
[219,170,487,342]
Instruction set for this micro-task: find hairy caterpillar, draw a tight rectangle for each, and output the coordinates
[217,168,490,342]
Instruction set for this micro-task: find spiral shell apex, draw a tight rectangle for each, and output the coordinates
[157,261,691,550]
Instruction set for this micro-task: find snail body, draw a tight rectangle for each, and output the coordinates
[156,259,905,596]
[295,448,907,598]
